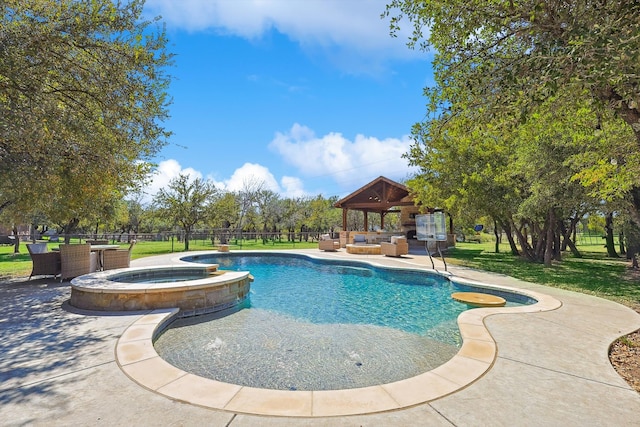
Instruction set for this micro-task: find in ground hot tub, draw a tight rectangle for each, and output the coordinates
[70,264,253,316]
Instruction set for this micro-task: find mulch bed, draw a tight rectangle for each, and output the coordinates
[609,302,640,393]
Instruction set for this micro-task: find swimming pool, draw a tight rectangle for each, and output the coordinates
[153,253,534,391]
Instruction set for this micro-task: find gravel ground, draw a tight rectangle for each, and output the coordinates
[610,302,640,393]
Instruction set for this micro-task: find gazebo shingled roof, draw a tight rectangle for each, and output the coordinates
[334,176,415,230]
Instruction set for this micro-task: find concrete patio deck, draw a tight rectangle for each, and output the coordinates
[2,249,639,426]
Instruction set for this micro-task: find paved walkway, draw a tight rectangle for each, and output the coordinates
[2,249,639,426]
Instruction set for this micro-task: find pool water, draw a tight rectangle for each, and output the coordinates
[109,267,212,284]
[154,254,526,391]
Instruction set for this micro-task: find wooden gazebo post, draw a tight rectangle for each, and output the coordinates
[342,208,348,230]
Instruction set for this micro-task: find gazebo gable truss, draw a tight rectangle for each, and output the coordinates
[334,176,415,230]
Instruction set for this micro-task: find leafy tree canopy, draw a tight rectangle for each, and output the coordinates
[0,0,173,229]
[153,174,217,251]
[386,0,640,264]
[385,1,640,141]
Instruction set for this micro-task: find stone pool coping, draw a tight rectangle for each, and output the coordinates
[70,264,252,315]
[71,264,239,292]
[114,253,561,417]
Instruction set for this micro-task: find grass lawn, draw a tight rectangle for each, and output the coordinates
[2,238,638,306]
[0,237,318,279]
[448,242,639,305]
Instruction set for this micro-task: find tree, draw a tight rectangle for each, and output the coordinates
[153,174,217,251]
[235,178,264,234]
[207,191,240,244]
[406,90,607,265]
[386,0,640,263]
[255,189,281,243]
[385,2,640,212]
[385,1,640,145]
[280,197,303,242]
[110,197,147,240]
[0,0,172,225]
[307,195,339,235]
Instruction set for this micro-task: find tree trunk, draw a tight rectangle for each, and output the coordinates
[544,209,554,267]
[560,220,569,252]
[63,218,80,244]
[604,212,619,257]
[184,229,190,251]
[559,215,582,253]
[559,219,581,258]
[12,225,19,254]
[624,219,640,269]
[619,231,626,255]
[493,219,500,253]
[500,219,520,256]
[513,221,536,261]
[532,222,546,263]
[629,186,640,240]
[553,222,562,261]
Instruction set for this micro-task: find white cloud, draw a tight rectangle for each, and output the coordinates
[210,163,310,199]
[144,160,310,202]
[215,163,280,193]
[269,123,418,189]
[145,0,421,72]
[280,176,306,198]
[142,124,418,202]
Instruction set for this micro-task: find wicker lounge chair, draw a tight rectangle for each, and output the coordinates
[27,243,61,280]
[102,240,136,270]
[318,234,339,251]
[59,244,98,282]
[380,236,409,257]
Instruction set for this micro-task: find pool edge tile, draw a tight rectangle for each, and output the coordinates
[120,356,187,391]
[158,374,242,409]
[430,355,492,387]
[382,372,461,407]
[224,387,313,417]
[312,386,400,417]
[116,339,157,365]
[457,338,496,364]
[118,323,157,343]
[459,322,495,342]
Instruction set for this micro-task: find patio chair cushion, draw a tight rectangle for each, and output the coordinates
[353,234,367,244]
[28,243,48,254]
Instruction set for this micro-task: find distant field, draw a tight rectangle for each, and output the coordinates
[0,237,319,278]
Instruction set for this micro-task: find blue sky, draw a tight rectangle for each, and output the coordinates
[142,0,434,202]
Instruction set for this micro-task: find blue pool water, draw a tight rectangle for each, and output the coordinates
[221,254,467,337]
[154,253,532,390]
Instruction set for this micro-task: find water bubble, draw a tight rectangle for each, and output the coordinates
[205,337,225,352]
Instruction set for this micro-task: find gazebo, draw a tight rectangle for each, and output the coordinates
[334,176,415,232]
[334,176,456,249]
